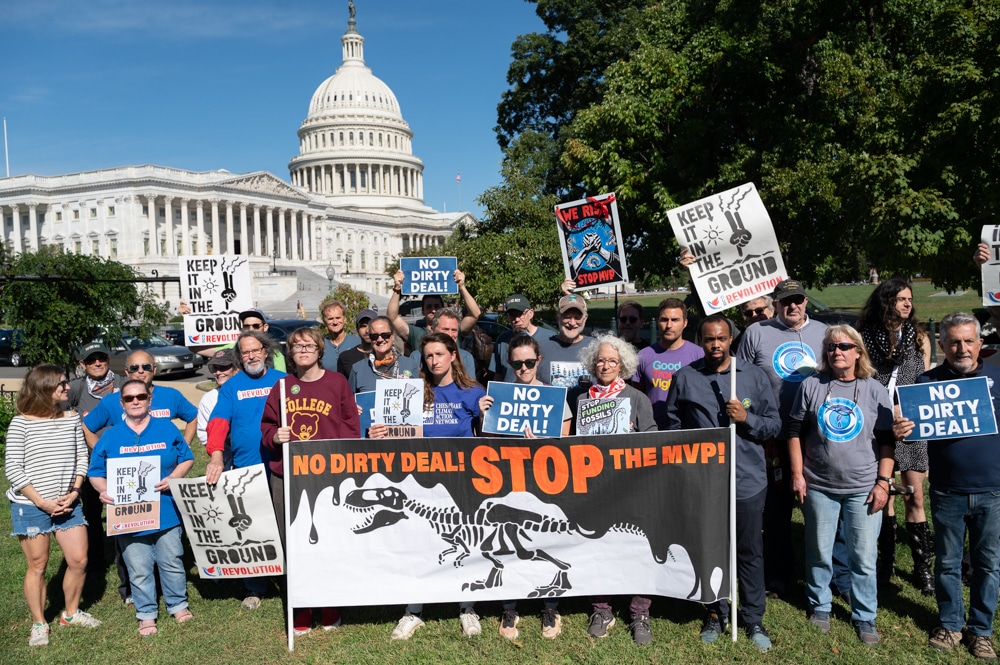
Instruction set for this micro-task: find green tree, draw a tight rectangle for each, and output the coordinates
[320,283,372,335]
[0,247,168,367]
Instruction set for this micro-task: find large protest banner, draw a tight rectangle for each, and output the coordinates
[897,377,998,441]
[668,183,787,313]
[481,382,567,437]
[399,257,458,295]
[106,457,160,535]
[555,193,629,290]
[284,429,731,612]
[178,255,254,346]
[169,465,285,579]
[981,226,1000,305]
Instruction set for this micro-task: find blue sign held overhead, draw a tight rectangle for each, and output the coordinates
[356,391,376,438]
[400,257,458,295]
[482,382,567,438]
[897,377,998,441]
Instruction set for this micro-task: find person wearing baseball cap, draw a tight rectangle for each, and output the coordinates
[336,309,378,379]
[536,293,592,389]
[492,294,546,382]
[194,308,286,371]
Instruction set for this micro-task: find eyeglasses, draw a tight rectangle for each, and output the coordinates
[121,393,149,403]
[742,307,766,317]
[240,346,265,359]
[618,316,639,324]
[126,363,154,373]
[84,355,109,365]
[596,358,620,367]
[58,380,71,389]
[509,359,538,370]
[291,344,319,353]
[827,342,857,352]
[242,323,263,330]
[370,332,393,341]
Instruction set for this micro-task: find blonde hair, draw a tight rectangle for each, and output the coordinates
[819,325,876,379]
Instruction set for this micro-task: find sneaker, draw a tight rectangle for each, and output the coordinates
[746,623,772,652]
[241,595,261,610]
[629,614,652,645]
[809,610,831,634]
[929,626,962,651]
[391,613,424,640]
[965,633,998,660]
[588,609,615,638]
[498,609,519,640]
[321,607,342,631]
[541,607,562,639]
[700,612,725,643]
[855,620,880,646]
[123,596,134,608]
[60,610,102,628]
[460,610,481,637]
[29,622,49,647]
[293,608,313,636]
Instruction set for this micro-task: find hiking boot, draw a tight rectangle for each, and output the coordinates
[391,613,424,640]
[629,614,652,645]
[241,594,261,610]
[965,633,998,660]
[320,607,342,631]
[701,612,725,643]
[293,608,313,636]
[588,608,615,638]
[855,620,880,646]
[541,607,562,639]
[929,626,963,651]
[746,623,771,652]
[809,610,831,634]
[60,610,101,628]
[459,609,481,637]
[29,622,49,646]
[498,608,519,640]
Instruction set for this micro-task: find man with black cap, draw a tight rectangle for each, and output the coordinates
[537,294,593,389]
[192,308,287,371]
[492,293,546,382]
[737,278,828,598]
[337,308,378,379]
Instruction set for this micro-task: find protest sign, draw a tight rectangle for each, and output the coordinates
[577,397,633,435]
[179,255,254,346]
[374,378,424,437]
[169,465,284,579]
[356,391,375,438]
[400,257,458,295]
[897,377,998,441]
[981,226,1000,305]
[668,183,787,313]
[284,428,731,612]
[481,382,567,437]
[555,193,629,290]
[106,456,160,535]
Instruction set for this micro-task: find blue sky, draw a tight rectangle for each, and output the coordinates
[0,0,544,217]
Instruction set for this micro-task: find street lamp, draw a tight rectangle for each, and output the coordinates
[271,248,278,274]
[325,261,335,294]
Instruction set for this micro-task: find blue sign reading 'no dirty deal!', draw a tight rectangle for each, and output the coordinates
[482,382,567,438]
[400,257,457,295]
[897,376,998,442]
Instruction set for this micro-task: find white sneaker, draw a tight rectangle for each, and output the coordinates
[391,614,424,640]
[29,622,49,646]
[460,611,482,637]
[60,610,102,628]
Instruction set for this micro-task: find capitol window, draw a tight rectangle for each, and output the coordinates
[73,210,80,220]
[56,212,62,221]
[110,238,117,258]
[108,206,115,216]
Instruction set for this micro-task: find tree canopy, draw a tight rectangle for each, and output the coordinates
[0,247,169,367]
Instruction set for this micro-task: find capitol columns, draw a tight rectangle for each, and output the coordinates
[147,194,159,256]
[164,197,174,256]
[194,201,204,255]
[10,205,22,253]
[290,210,301,261]
[179,199,190,256]
[265,206,274,257]
[225,202,235,255]
[210,199,221,256]
[238,203,248,257]
[278,209,287,259]
[27,203,39,252]
[253,205,263,256]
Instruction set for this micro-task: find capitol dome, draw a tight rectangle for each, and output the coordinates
[288,8,431,214]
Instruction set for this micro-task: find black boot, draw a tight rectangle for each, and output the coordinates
[878,511,896,585]
[906,521,935,595]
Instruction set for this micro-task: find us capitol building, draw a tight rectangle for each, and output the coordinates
[0,6,472,305]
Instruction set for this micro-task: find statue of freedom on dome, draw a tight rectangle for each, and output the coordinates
[349,1,356,19]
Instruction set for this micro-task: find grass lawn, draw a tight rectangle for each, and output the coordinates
[1,441,991,664]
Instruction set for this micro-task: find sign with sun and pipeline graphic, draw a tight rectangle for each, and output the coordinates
[283,429,732,613]
[981,226,1000,306]
[179,255,254,347]
[168,465,285,579]
[555,193,629,290]
[668,183,787,313]
[106,456,161,535]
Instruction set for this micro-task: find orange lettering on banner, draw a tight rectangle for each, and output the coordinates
[401,452,415,472]
[471,446,502,494]
[471,444,603,495]
[569,444,602,493]
[533,445,569,494]
[659,442,725,464]
[500,447,532,492]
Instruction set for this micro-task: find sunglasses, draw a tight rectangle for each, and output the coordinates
[781,296,806,306]
[827,342,857,352]
[121,393,150,403]
[58,380,71,389]
[84,355,109,365]
[618,316,639,324]
[509,359,538,370]
[243,323,263,330]
[127,363,154,373]
[370,332,393,341]
[742,307,766,317]
[210,365,234,373]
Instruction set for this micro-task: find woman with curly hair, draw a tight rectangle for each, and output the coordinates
[858,277,932,593]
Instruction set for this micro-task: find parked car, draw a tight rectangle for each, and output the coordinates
[806,294,860,328]
[75,332,206,378]
[0,328,25,366]
[264,318,320,355]
[161,329,185,346]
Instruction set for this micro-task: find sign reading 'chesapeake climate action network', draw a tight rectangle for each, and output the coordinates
[668,183,787,313]
[169,465,284,579]
[897,377,998,441]
[284,429,731,611]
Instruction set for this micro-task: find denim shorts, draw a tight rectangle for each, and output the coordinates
[9,500,86,537]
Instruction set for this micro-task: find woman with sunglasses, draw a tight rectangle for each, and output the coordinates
[88,379,195,637]
[787,325,895,645]
[6,365,100,646]
[857,278,933,593]
[477,334,571,641]
[261,327,360,636]
[370,332,486,640]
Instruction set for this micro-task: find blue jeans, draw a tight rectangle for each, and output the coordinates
[930,489,1000,636]
[119,526,188,621]
[802,489,881,623]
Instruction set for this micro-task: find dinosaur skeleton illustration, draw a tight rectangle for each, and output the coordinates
[345,486,665,597]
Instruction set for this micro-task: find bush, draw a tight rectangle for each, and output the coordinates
[0,387,18,457]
